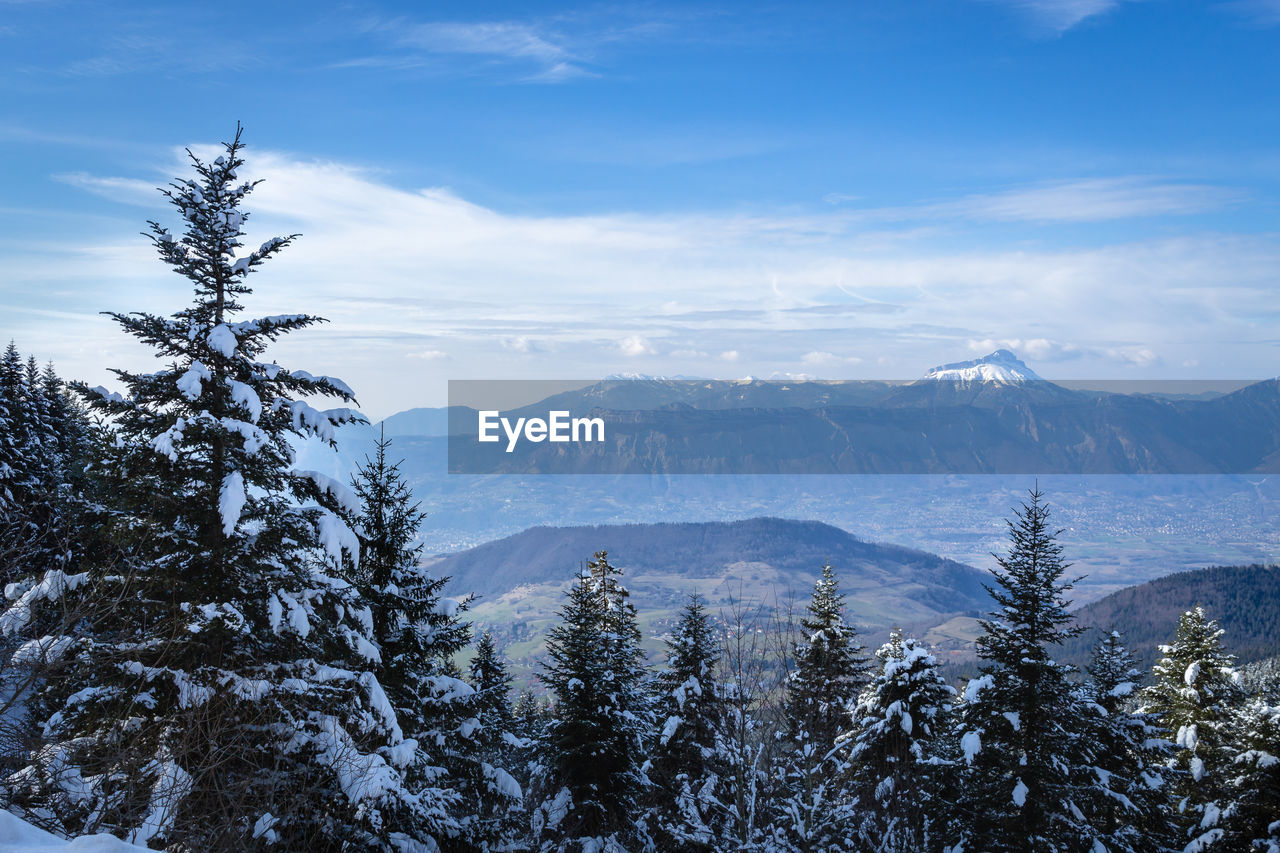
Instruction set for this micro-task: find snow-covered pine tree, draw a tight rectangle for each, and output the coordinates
[350,428,522,851]
[1,127,424,850]
[1140,606,1244,851]
[846,628,955,852]
[465,629,524,850]
[531,551,653,853]
[0,342,30,522]
[0,351,97,593]
[773,563,868,853]
[950,487,1097,853]
[784,564,869,750]
[648,594,732,851]
[1219,696,1280,853]
[1080,629,1171,853]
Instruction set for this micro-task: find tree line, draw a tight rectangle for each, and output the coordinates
[0,129,1277,852]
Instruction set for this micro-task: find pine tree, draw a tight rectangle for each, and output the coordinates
[531,551,653,853]
[2,127,419,850]
[350,430,521,851]
[648,594,733,851]
[1219,697,1280,853]
[466,629,523,850]
[1080,629,1171,853]
[846,629,955,852]
[0,342,26,511]
[1140,606,1243,851]
[471,630,514,731]
[773,563,869,853]
[951,487,1096,852]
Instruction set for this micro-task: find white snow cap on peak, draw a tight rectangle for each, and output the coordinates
[922,349,1042,383]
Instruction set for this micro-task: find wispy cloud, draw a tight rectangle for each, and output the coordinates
[836,177,1238,224]
[989,0,1127,33]
[1219,0,1280,26]
[343,18,592,82]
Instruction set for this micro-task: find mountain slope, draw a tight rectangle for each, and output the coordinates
[1065,564,1280,667]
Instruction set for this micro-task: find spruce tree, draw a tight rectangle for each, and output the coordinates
[846,629,955,852]
[467,629,523,850]
[774,563,868,853]
[2,127,419,850]
[951,487,1096,852]
[1080,629,1171,853]
[1219,697,1280,853]
[1140,606,1243,851]
[349,430,521,852]
[470,630,514,731]
[531,551,653,853]
[649,594,732,851]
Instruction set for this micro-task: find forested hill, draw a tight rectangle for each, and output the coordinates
[1066,564,1280,666]
[430,516,989,620]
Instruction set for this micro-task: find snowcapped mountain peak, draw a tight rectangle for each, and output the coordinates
[922,349,1042,383]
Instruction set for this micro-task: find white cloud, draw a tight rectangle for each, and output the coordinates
[619,336,655,356]
[17,146,1280,415]
[408,349,449,360]
[801,351,864,366]
[718,350,740,362]
[966,338,1082,361]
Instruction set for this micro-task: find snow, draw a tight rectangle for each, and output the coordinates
[295,470,362,516]
[962,674,994,703]
[0,570,89,635]
[251,813,279,844]
[660,715,681,746]
[961,730,982,765]
[1176,724,1199,751]
[312,507,360,568]
[1184,661,1201,687]
[218,471,246,537]
[206,324,238,358]
[432,597,462,618]
[226,380,262,423]
[361,672,401,741]
[1190,755,1205,782]
[176,361,211,401]
[128,758,192,846]
[0,810,147,851]
[10,635,75,666]
[150,419,186,462]
[484,763,523,800]
[1012,778,1028,807]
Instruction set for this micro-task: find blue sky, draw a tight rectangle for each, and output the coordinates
[2,0,1279,416]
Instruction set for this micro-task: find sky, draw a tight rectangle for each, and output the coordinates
[1,0,1279,418]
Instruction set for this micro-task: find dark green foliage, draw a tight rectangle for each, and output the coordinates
[1140,606,1243,849]
[847,629,955,851]
[952,487,1095,852]
[784,563,870,750]
[532,551,653,852]
[774,563,868,853]
[648,594,731,851]
[1079,630,1172,853]
[2,128,420,851]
